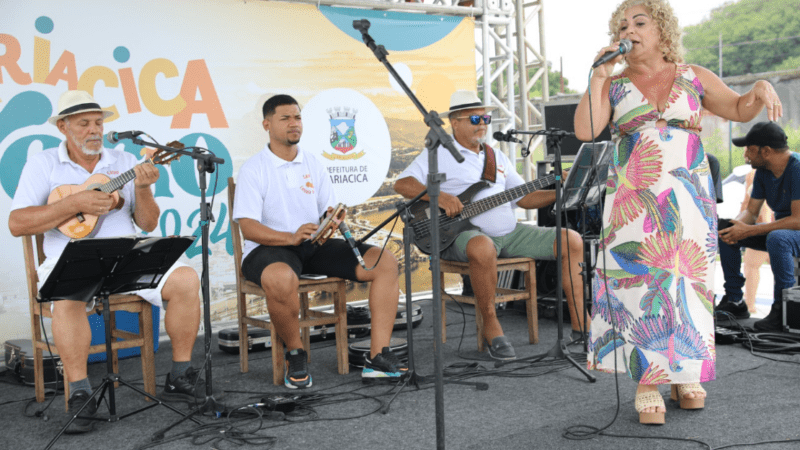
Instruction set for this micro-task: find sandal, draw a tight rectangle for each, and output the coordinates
[670,383,705,409]
[635,389,665,425]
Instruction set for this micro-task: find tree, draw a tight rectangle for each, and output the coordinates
[480,65,576,99]
[683,0,800,77]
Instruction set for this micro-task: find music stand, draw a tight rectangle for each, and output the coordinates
[40,235,201,450]
[561,141,614,351]
[493,131,597,382]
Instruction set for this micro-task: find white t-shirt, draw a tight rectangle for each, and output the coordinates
[232,144,337,260]
[398,138,524,237]
[11,141,142,260]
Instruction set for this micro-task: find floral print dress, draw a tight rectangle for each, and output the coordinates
[588,64,716,385]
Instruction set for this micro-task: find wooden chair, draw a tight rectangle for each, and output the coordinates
[440,257,538,352]
[23,234,156,409]
[227,177,349,386]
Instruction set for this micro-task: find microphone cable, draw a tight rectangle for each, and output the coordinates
[561,55,800,450]
[562,67,624,443]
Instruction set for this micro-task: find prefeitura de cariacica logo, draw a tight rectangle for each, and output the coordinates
[325,107,364,160]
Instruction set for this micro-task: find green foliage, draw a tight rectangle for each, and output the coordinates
[785,125,800,152]
[704,123,800,180]
[683,0,800,77]
[480,66,576,99]
[529,67,577,97]
[776,55,800,71]
[703,126,746,180]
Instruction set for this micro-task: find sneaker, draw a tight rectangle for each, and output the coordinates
[362,347,408,384]
[160,367,207,404]
[284,349,312,389]
[715,295,750,320]
[754,302,784,332]
[65,391,98,434]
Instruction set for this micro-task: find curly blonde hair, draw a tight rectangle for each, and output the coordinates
[608,0,684,64]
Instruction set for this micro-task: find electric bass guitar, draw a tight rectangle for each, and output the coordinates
[48,143,182,239]
[407,174,556,255]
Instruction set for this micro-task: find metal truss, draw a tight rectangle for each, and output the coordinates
[281,0,547,191]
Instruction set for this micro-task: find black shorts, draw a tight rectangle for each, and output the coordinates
[241,238,374,284]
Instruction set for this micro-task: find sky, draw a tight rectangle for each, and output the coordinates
[543,0,733,93]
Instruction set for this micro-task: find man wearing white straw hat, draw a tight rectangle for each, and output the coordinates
[9,90,211,433]
[394,90,585,360]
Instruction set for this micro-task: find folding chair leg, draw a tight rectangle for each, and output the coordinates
[525,262,539,344]
[333,287,349,374]
[238,315,249,374]
[476,306,485,352]
[34,347,45,403]
[140,305,156,399]
[271,324,284,386]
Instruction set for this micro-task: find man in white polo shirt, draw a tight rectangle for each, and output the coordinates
[232,94,406,389]
[9,90,207,434]
[394,90,586,361]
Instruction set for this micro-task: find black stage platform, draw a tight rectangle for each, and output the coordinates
[2,298,799,450]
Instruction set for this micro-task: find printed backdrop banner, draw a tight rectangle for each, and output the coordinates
[0,0,476,342]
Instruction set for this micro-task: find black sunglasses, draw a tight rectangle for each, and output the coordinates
[456,115,492,125]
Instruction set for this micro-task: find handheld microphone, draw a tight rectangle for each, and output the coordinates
[591,39,633,68]
[338,221,367,270]
[106,130,144,144]
[493,131,524,144]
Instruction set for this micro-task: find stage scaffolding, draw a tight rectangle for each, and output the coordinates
[278,0,549,219]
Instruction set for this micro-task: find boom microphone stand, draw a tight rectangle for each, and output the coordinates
[125,136,227,432]
[352,19,473,449]
[356,192,488,414]
[495,129,596,383]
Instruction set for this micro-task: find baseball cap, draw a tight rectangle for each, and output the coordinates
[731,121,788,149]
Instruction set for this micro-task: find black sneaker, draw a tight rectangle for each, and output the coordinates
[716,295,750,320]
[362,347,408,384]
[754,302,784,332]
[160,367,206,404]
[284,349,312,389]
[65,391,98,434]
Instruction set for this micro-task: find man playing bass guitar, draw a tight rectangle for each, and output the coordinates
[394,90,585,361]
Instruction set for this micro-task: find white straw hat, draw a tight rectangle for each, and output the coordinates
[48,90,113,125]
[438,90,497,119]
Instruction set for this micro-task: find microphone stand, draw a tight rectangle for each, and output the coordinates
[127,136,227,435]
[353,19,478,449]
[494,129,596,383]
[355,192,488,415]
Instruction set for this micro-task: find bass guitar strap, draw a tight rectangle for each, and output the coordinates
[480,143,497,184]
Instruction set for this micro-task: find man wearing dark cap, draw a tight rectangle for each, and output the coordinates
[717,121,799,331]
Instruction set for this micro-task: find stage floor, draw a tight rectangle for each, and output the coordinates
[2,294,799,450]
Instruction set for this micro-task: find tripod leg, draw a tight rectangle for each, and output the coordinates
[45,379,109,450]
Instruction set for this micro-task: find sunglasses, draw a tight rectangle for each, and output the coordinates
[456,115,492,125]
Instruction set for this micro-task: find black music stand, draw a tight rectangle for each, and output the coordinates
[561,141,613,351]
[40,235,200,450]
[495,130,596,382]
